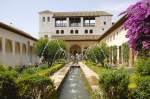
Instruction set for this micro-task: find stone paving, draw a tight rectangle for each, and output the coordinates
[50,63,72,90]
[79,62,99,91]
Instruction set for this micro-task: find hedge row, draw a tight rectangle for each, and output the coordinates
[85,59,150,99]
[0,63,65,99]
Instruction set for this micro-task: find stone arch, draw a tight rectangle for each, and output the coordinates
[5,39,13,53]
[22,43,26,54]
[70,44,81,55]
[15,42,20,54]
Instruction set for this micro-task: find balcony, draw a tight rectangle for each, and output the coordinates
[69,23,81,27]
[83,23,95,27]
[55,23,67,27]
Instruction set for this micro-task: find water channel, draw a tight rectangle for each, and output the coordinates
[58,66,90,99]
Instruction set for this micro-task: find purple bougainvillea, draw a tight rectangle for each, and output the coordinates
[123,0,150,51]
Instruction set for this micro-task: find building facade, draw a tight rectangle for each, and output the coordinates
[0,22,39,67]
[98,16,136,67]
[39,10,112,55]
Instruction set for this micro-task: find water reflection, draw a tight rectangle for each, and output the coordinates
[58,67,90,99]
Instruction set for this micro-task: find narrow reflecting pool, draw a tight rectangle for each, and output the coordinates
[58,66,90,99]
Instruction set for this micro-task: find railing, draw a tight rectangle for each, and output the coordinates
[55,23,67,27]
[69,23,81,27]
[83,23,95,27]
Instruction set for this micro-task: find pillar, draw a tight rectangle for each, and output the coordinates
[2,37,5,55]
[81,17,83,27]
[67,17,69,27]
[117,46,120,65]
[129,48,134,67]
[12,41,15,55]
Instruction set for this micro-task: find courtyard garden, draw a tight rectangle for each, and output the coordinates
[83,0,150,98]
[0,0,150,99]
[0,39,67,99]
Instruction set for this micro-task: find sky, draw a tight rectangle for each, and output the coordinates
[0,0,139,38]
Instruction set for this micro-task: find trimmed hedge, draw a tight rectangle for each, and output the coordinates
[0,63,65,99]
[99,69,129,99]
[17,75,56,99]
[0,73,19,99]
[136,58,150,76]
[130,76,150,99]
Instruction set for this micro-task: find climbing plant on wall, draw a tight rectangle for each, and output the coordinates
[122,0,150,51]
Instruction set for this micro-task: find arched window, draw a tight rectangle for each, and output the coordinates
[89,29,93,33]
[29,46,33,54]
[15,42,20,54]
[56,30,59,34]
[61,30,64,34]
[22,43,26,54]
[42,17,45,22]
[75,30,78,34]
[70,30,74,34]
[5,39,13,53]
[47,17,50,22]
[85,30,88,34]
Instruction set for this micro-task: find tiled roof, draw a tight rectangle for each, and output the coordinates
[54,11,112,17]
[0,22,37,41]
[52,35,101,41]
[39,10,112,17]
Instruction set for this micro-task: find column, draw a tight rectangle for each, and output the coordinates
[129,48,134,67]
[81,17,83,27]
[2,37,5,55]
[12,41,15,55]
[117,46,120,65]
[67,17,69,27]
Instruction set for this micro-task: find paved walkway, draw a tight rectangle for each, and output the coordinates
[50,63,72,90]
[79,62,99,91]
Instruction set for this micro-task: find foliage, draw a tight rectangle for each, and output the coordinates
[136,57,150,76]
[122,43,129,63]
[130,76,150,99]
[0,63,64,99]
[0,73,19,99]
[38,63,64,76]
[123,0,150,50]
[86,42,109,66]
[99,69,129,99]
[111,46,117,64]
[35,38,67,67]
[17,75,56,99]
[0,65,18,78]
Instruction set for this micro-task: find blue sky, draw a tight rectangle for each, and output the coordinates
[0,0,139,38]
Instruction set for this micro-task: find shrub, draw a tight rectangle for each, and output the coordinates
[0,73,19,99]
[99,69,129,99]
[86,42,109,66]
[38,64,64,76]
[136,58,150,76]
[130,76,150,99]
[35,39,67,67]
[0,65,18,78]
[17,75,56,99]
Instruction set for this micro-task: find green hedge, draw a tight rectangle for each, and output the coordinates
[17,75,56,99]
[99,69,129,99]
[0,73,19,99]
[130,76,150,99]
[136,58,150,76]
[37,63,64,76]
[0,63,65,99]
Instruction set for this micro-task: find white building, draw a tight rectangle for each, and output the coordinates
[98,16,136,66]
[39,10,112,55]
[0,22,39,67]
